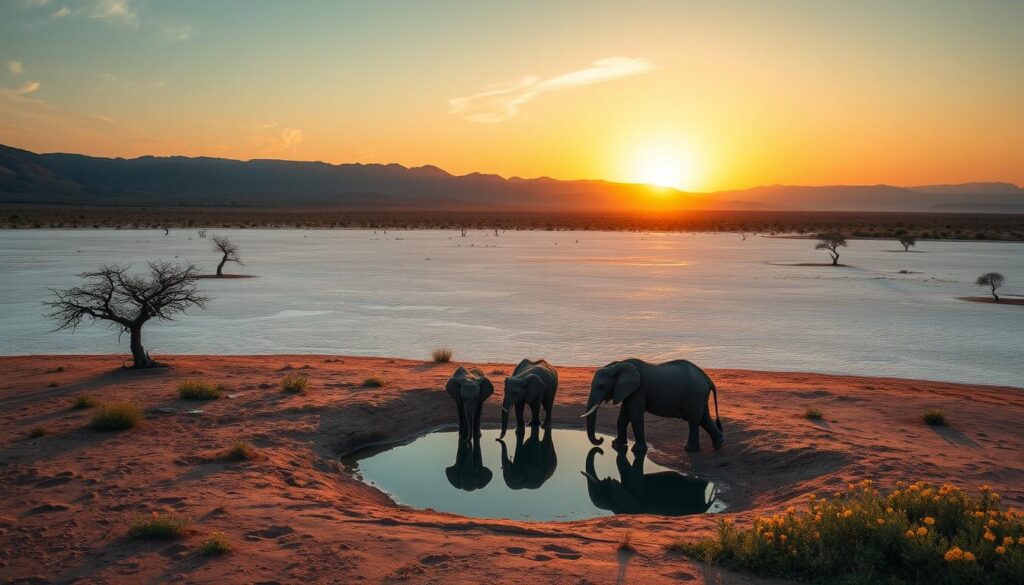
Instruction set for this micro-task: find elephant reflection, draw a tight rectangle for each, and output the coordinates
[445,437,493,491]
[497,426,557,490]
[581,447,716,516]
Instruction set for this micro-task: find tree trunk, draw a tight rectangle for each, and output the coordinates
[831,253,839,266]
[129,326,152,368]
[217,254,227,276]
[992,286,999,302]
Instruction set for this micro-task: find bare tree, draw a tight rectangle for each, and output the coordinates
[45,262,209,368]
[899,234,917,252]
[814,233,847,265]
[975,272,1004,302]
[212,236,242,276]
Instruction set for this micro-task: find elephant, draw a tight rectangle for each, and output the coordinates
[581,359,723,454]
[581,447,717,516]
[445,437,493,491]
[499,358,558,439]
[446,367,494,442]
[497,426,557,490]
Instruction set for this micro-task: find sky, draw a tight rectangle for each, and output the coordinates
[1,0,1022,192]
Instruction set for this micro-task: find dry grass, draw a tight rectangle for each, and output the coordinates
[90,401,142,431]
[126,512,191,540]
[923,409,948,426]
[803,408,824,420]
[72,395,99,409]
[362,376,386,388]
[28,426,47,438]
[431,347,453,363]
[198,532,232,556]
[225,440,257,461]
[280,373,309,394]
[177,379,226,400]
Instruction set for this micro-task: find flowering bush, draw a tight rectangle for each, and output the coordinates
[676,481,1023,584]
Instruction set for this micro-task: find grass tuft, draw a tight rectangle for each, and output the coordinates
[672,480,1023,584]
[280,373,309,394]
[803,408,824,420]
[73,395,99,409]
[226,440,257,461]
[198,532,232,556]
[90,401,142,431]
[126,512,191,540]
[431,347,453,363]
[177,379,226,400]
[618,530,636,552]
[47,381,59,388]
[362,376,386,388]
[922,408,947,426]
[28,426,47,438]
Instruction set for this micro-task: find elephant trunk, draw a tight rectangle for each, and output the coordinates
[583,392,605,445]
[498,437,509,467]
[463,402,475,443]
[499,409,509,440]
[583,446,602,482]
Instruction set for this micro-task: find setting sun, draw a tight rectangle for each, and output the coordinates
[628,144,699,191]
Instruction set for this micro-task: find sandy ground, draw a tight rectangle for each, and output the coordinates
[1,355,1022,585]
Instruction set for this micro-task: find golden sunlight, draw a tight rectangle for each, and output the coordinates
[628,143,698,191]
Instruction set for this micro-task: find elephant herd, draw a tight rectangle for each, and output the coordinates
[446,357,725,454]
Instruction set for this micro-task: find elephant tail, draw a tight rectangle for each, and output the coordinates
[711,379,722,431]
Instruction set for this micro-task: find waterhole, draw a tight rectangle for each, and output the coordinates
[341,428,725,521]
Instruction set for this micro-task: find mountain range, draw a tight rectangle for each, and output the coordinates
[1,143,1021,213]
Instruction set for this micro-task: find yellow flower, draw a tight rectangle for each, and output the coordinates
[963,552,976,562]
[944,547,963,561]
[886,507,894,514]
[1004,536,1014,545]
[834,491,843,498]
[909,484,920,491]
[905,530,915,538]
[813,531,820,539]
[996,546,1006,555]
[786,506,796,515]
[973,511,985,518]
[981,484,991,492]
[848,483,856,491]
[764,531,774,540]
[921,489,932,497]
[916,527,928,536]
[808,494,816,501]
[923,517,935,525]
[896,480,905,487]
[779,534,788,543]
[876,518,885,526]
[890,490,901,498]
[987,518,998,528]
[1018,536,1024,545]
[984,531,996,542]
[842,509,854,518]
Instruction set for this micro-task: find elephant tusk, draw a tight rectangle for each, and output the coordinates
[501,407,509,413]
[580,470,600,482]
[580,403,600,418]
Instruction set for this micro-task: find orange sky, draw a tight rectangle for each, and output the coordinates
[1,1,1022,192]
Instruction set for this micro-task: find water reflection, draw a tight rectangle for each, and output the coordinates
[445,437,493,491]
[342,428,722,521]
[582,447,717,516]
[497,426,557,490]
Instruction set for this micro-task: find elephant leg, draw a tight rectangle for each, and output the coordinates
[456,399,467,437]
[542,393,553,429]
[515,402,526,435]
[700,406,725,450]
[611,406,629,450]
[529,400,541,426]
[474,401,484,437]
[630,405,648,454]
[685,419,701,452]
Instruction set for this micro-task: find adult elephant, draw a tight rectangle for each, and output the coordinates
[446,367,494,442]
[581,447,717,516]
[581,359,723,453]
[497,426,557,490]
[499,358,558,439]
[445,437,493,491]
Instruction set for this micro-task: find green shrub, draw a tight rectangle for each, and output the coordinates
[674,481,1023,584]
[804,408,824,420]
[226,440,256,461]
[280,374,309,394]
[431,347,453,363]
[91,401,142,431]
[126,512,191,539]
[177,379,225,400]
[198,532,232,555]
[923,409,947,426]
[28,426,47,438]
[73,395,99,409]
[362,376,386,388]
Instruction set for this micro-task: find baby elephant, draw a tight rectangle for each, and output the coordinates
[446,367,494,442]
[499,359,558,439]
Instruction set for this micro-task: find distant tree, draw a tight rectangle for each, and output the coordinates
[975,272,1004,302]
[899,234,917,252]
[45,262,209,368]
[815,233,847,265]
[212,236,242,276]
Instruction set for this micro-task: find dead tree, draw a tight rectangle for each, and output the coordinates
[45,262,209,368]
[899,234,917,251]
[815,233,847,265]
[212,235,242,276]
[975,272,1004,302]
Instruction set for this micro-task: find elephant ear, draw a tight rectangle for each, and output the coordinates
[446,367,467,400]
[612,362,641,404]
[478,374,494,402]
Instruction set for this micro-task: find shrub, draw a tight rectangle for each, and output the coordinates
[91,401,142,431]
[126,512,191,540]
[28,426,47,438]
[618,530,635,552]
[198,532,232,556]
[431,347,453,363]
[362,376,386,388]
[47,381,59,388]
[803,408,824,420]
[177,379,226,400]
[73,395,99,409]
[674,481,1023,584]
[923,409,947,426]
[280,374,309,394]
[226,440,256,461]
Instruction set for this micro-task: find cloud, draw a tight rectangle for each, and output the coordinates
[263,128,304,154]
[8,61,24,75]
[15,80,41,94]
[449,57,656,123]
[157,21,193,42]
[87,0,137,27]
[52,6,70,18]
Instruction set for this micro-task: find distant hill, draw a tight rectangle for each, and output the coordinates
[1,143,1021,212]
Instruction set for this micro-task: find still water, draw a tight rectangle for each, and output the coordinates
[341,428,723,521]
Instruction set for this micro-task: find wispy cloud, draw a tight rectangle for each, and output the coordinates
[449,57,656,123]
[86,0,137,27]
[8,61,24,75]
[52,6,70,18]
[15,80,41,94]
[157,21,192,42]
[260,127,304,155]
